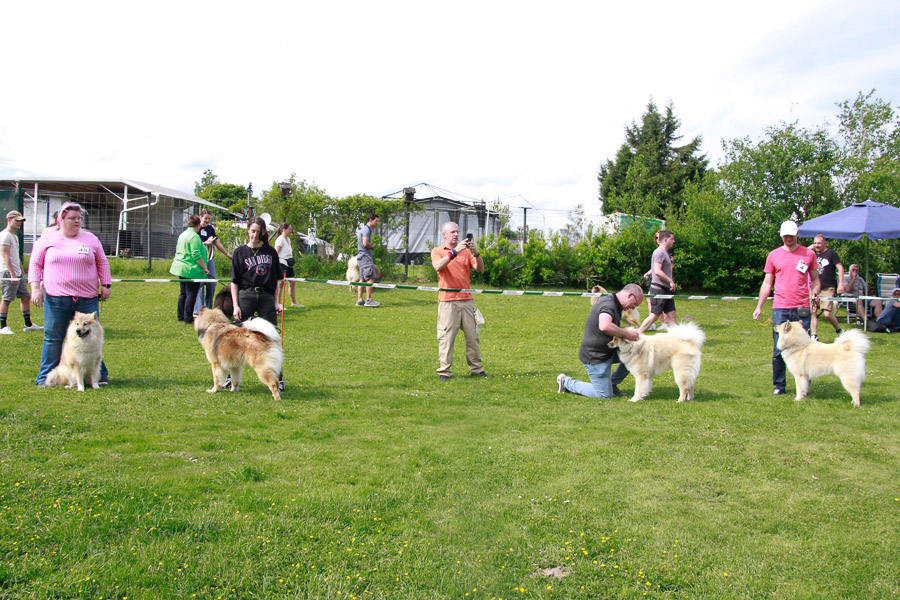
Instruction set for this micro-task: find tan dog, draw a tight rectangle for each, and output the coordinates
[194,308,284,401]
[774,321,870,406]
[45,311,104,391]
[346,255,382,291]
[609,321,705,402]
[591,285,641,328]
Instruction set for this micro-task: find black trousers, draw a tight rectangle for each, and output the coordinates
[236,287,282,382]
[237,288,278,328]
[178,279,202,323]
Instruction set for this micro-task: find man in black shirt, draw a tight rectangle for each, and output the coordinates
[810,234,844,340]
[557,283,643,398]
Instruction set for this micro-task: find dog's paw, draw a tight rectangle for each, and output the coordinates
[628,397,642,402]
[206,387,218,394]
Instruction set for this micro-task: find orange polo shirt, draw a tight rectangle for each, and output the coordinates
[431,244,477,302]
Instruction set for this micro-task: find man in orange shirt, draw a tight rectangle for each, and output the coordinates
[430,222,486,381]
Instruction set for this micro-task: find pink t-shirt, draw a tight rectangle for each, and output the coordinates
[28,230,112,298]
[764,245,817,309]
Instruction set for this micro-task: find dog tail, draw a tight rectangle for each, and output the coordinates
[666,321,706,348]
[242,318,280,343]
[835,328,871,356]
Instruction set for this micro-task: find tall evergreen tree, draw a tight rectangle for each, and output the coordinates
[598,99,708,218]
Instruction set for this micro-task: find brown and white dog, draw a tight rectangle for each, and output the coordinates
[609,322,705,403]
[45,311,104,391]
[194,307,284,401]
[591,285,642,328]
[774,321,870,406]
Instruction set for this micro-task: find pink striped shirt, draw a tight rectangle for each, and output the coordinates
[28,230,112,298]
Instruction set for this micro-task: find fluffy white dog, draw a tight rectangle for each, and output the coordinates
[775,321,870,406]
[609,322,706,403]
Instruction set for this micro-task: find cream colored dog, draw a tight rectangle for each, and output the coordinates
[608,321,705,403]
[591,285,641,328]
[45,311,104,391]
[774,321,870,406]
[345,255,382,290]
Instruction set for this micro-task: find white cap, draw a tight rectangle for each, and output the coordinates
[779,221,799,236]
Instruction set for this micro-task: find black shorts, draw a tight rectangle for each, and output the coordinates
[282,265,296,278]
[649,287,676,315]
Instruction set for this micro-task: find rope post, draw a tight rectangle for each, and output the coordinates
[280,272,287,348]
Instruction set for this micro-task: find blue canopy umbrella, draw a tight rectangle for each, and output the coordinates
[798,200,900,318]
[797,200,900,241]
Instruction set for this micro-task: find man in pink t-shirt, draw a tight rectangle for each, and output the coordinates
[753,220,821,395]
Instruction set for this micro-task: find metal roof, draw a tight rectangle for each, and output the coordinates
[0,177,234,213]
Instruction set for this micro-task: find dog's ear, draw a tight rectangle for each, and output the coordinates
[784,322,792,332]
[90,312,98,319]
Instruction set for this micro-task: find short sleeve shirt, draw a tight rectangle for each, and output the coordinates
[0,229,22,275]
[578,293,622,364]
[815,248,842,288]
[198,224,217,260]
[431,245,477,302]
[649,247,673,289]
[764,245,817,309]
[357,224,373,257]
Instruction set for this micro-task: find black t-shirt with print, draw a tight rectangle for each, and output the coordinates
[231,244,282,295]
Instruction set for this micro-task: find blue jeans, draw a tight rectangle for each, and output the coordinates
[562,355,630,398]
[876,301,900,329]
[772,308,811,392]
[37,295,108,385]
[193,257,216,314]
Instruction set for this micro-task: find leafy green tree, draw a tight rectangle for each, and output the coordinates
[835,90,900,206]
[718,122,840,242]
[599,99,708,218]
[194,169,250,211]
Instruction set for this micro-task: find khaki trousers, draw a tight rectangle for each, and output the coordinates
[436,299,483,377]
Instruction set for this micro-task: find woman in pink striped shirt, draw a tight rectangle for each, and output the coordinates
[28,202,112,386]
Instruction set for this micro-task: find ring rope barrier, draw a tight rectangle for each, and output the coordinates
[2,276,895,303]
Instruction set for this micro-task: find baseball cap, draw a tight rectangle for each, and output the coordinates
[779,220,799,236]
[6,210,25,221]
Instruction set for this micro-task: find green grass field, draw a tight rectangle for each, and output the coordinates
[1,281,898,599]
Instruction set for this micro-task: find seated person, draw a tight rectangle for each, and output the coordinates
[874,282,900,332]
[842,264,883,321]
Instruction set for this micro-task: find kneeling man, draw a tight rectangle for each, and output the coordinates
[557,283,643,398]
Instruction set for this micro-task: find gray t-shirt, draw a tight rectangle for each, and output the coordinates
[578,294,622,364]
[0,229,22,276]
[650,247,673,289]
[357,224,373,258]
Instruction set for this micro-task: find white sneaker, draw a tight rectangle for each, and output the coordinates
[0,326,13,335]
[364,299,380,307]
[557,373,567,393]
[291,303,304,308]
[23,324,44,332]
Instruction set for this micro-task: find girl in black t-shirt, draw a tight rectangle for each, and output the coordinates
[230,218,283,327]
[229,217,285,391]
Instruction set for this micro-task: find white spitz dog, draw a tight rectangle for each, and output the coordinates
[608,321,706,403]
[774,321,870,406]
[45,311,104,391]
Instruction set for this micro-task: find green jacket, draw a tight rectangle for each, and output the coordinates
[169,228,206,279]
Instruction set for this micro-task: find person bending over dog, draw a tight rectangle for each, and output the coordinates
[557,283,643,398]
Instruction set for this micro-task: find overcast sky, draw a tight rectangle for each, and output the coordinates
[2,0,898,231]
